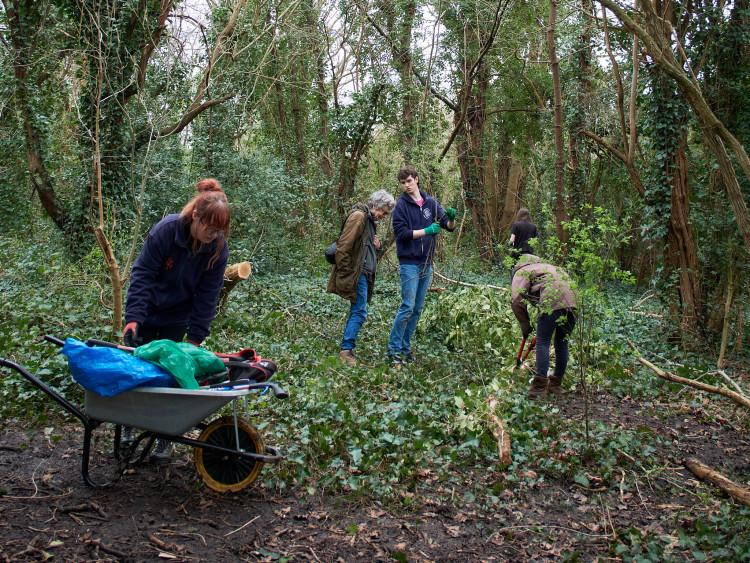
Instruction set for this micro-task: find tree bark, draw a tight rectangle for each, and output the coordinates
[220,262,252,307]
[548,0,568,245]
[684,458,750,506]
[598,0,750,257]
[499,158,523,232]
[664,130,703,337]
[487,395,512,467]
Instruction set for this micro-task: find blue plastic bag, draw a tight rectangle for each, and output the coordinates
[62,338,175,397]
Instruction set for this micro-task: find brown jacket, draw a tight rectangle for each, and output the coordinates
[511,255,577,335]
[327,205,374,303]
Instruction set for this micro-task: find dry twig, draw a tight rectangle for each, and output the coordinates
[627,340,750,409]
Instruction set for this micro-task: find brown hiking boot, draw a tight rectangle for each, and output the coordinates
[339,349,357,366]
[547,376,565,396]
[528,376,548,399]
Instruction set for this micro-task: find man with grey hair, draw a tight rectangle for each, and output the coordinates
[327,190,396,365]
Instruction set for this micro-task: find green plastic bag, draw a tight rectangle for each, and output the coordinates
[133,340,226,389]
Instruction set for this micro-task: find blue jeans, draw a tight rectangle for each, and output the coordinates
[388,263,432,355]
[341,274,369,350]
[535,309,577,380]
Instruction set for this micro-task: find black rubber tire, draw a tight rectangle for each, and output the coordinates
[194,416,265,493]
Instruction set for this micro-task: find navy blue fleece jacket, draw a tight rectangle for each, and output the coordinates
[391,190,455,265]
[125,214,229,344]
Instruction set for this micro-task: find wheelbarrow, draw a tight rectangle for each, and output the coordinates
[0,335,289,493]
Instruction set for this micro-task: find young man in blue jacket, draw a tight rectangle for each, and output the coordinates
[387,166,457,365]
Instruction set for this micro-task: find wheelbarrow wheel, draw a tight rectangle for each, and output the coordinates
[194,415,265,493]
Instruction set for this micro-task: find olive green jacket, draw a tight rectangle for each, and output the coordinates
[326,205,374,303]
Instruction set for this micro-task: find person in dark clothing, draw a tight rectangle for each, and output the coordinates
[387,165,457,365]
[124,179,230,348]
[327,190,395,366]
[511,255,577,399]
[509,208,537,259]
[121,178,230,461]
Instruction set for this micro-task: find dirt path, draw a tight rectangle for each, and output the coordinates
[1,391,748,562]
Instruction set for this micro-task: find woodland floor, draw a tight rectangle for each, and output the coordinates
[1,385,749,563]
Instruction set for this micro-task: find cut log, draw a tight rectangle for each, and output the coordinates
[487,395,512,467]
[224,262,251,282]
[219,262,251,306]
[684,458,750,506]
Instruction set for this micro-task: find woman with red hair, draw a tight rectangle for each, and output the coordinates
[121,179,230,461]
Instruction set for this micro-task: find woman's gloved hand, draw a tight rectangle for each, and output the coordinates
[123,322,143,347]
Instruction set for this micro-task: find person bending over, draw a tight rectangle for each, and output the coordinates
[511,255,577,398]
[122,178,230,461]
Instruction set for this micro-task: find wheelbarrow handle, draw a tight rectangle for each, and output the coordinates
[85,338,249,366]
[85,338,135,352]
[246,381,289,399]
[44,335,65,347]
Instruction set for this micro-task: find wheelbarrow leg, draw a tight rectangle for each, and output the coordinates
[80,421,113,488]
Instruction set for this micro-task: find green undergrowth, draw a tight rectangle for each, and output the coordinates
[2,235,749,559]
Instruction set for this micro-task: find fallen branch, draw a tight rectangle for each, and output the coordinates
[626,311,663,318]
[716,369,747,397]
[684,458,750,506]
[224,515,260,537]
[633,292,655,308]
[627,340,750,409]
[487,395,512,467]
[433,271,507,292]
[84,538,127,558]
[60,501,108,518]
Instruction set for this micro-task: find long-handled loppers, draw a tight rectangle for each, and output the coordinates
[515,336,536,368]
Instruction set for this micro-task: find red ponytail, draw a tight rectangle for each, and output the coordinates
[181,178,230,266]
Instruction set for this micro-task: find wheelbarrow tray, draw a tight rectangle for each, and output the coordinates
[85,386,250,436]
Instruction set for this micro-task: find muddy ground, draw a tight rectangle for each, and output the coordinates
[1,389,749,563]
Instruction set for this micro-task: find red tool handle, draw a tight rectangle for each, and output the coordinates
[522,336,537,361]
[516,337,527,367]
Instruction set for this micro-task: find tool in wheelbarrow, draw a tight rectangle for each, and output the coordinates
[0,335,289,493]
[85,338,278,384]
[515,336,536,368]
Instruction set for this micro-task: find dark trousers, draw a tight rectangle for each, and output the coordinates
[535,309,576,380]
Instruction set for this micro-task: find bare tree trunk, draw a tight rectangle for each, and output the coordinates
[664,132,703,337]
[547,0,568,245]
[499,158,523,232]
[396,1,417,161]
